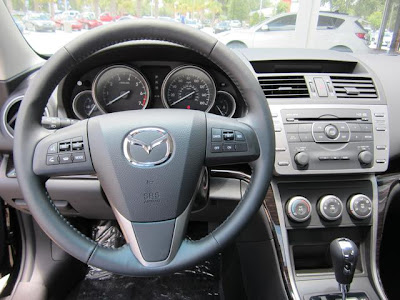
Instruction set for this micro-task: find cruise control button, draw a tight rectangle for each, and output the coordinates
[46,155,59,165]
[48,143,58,154]
[234,131,245,141]
[235,143,248,152]
[211,128,222,142]
[222,131,234,141]
[211,144,222,153]
[278,161,290,166]
[59,154,73,164]
[72,152,86,163]
[223,144,236,152]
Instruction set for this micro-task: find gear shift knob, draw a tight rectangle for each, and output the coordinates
[330,238,359,285]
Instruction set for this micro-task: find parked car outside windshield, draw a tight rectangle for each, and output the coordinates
[5,0,399,56]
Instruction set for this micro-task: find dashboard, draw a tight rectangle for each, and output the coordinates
[0,41,399,300]
[59,45,247,122]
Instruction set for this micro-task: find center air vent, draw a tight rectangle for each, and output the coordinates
[3,96,49,138]
[331,76,378,98]
[258,76,309,98]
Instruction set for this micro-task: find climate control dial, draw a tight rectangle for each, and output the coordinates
[348,194,372,219]
[286,196,312,222]
[317,195,343,221]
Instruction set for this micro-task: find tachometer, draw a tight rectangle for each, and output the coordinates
[161,66,216,112]
[92,65,150,113]
[72,91,102,119]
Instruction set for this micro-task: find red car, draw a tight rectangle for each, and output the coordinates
[77,12,102,29]
[99,12,114,22]
[54,15,83,31]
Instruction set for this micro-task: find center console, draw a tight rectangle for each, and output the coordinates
[248,53,390,300]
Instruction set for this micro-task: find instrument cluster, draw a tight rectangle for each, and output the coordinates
[67,62,241,120]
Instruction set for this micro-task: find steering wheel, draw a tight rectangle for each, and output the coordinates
[13,20,275,276]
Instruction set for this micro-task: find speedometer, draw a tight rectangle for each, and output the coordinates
[161,66,216,112]
[92,65,150,113]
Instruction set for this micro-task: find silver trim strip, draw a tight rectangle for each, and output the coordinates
[113,199,192,268]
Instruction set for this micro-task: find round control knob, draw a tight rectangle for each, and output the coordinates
[358,151,373,165]
[294,152,310,167]
[348,194,372,219]
[317,195,343,221]
[324,124,339,139]
[286,196,312,222]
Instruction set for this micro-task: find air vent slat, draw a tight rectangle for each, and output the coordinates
[331,76,378,99]
[258,76,309,99]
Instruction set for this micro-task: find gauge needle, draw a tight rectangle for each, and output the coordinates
[216,105,224,115]
[88,105,97,116]
[106,91,131,106]
[170,91,195,107]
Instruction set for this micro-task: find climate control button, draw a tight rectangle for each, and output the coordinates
[286,196,312,222]
[317,195,343,221]
[348,194,372,219]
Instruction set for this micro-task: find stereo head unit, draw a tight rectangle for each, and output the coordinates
[271,105,389,175]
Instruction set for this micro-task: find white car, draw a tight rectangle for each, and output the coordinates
[230,20,241,28]
[217,12,369,53]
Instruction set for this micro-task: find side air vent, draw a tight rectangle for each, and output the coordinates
[331,76,378,98]
[258,76,309,98]
[3,96,49,138]
[3,96,23,138]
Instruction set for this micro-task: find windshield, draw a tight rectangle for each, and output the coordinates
[29,14,50,20]
[5,0,400,56]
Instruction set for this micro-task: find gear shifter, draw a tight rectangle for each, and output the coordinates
[330,238,359,300]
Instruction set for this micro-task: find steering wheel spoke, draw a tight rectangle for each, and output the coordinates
[113,200,191,266]
[32,120,94,177]
[205,114,260,166]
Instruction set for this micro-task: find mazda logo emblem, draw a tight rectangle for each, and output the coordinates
[123,127,173,167]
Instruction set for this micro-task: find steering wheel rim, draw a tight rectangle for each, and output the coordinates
[14,20,275,276]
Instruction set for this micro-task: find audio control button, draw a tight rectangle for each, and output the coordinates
[358,151,373,165]
[294,152,309,167]
[299,133,314,142]
[287,134,300,143]
[286,196,312,222]
[325,125,339,139]
[348,123,361,132]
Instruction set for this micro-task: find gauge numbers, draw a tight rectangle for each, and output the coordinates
[72,91,102,119]
[92,65,150,113]
[161,66,216,112]
[209,91,236,117]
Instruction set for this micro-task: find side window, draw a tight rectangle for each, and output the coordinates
[267,15,297,31]
[317,16,344,29]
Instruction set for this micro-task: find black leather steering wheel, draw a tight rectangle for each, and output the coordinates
[13,20,275,276]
